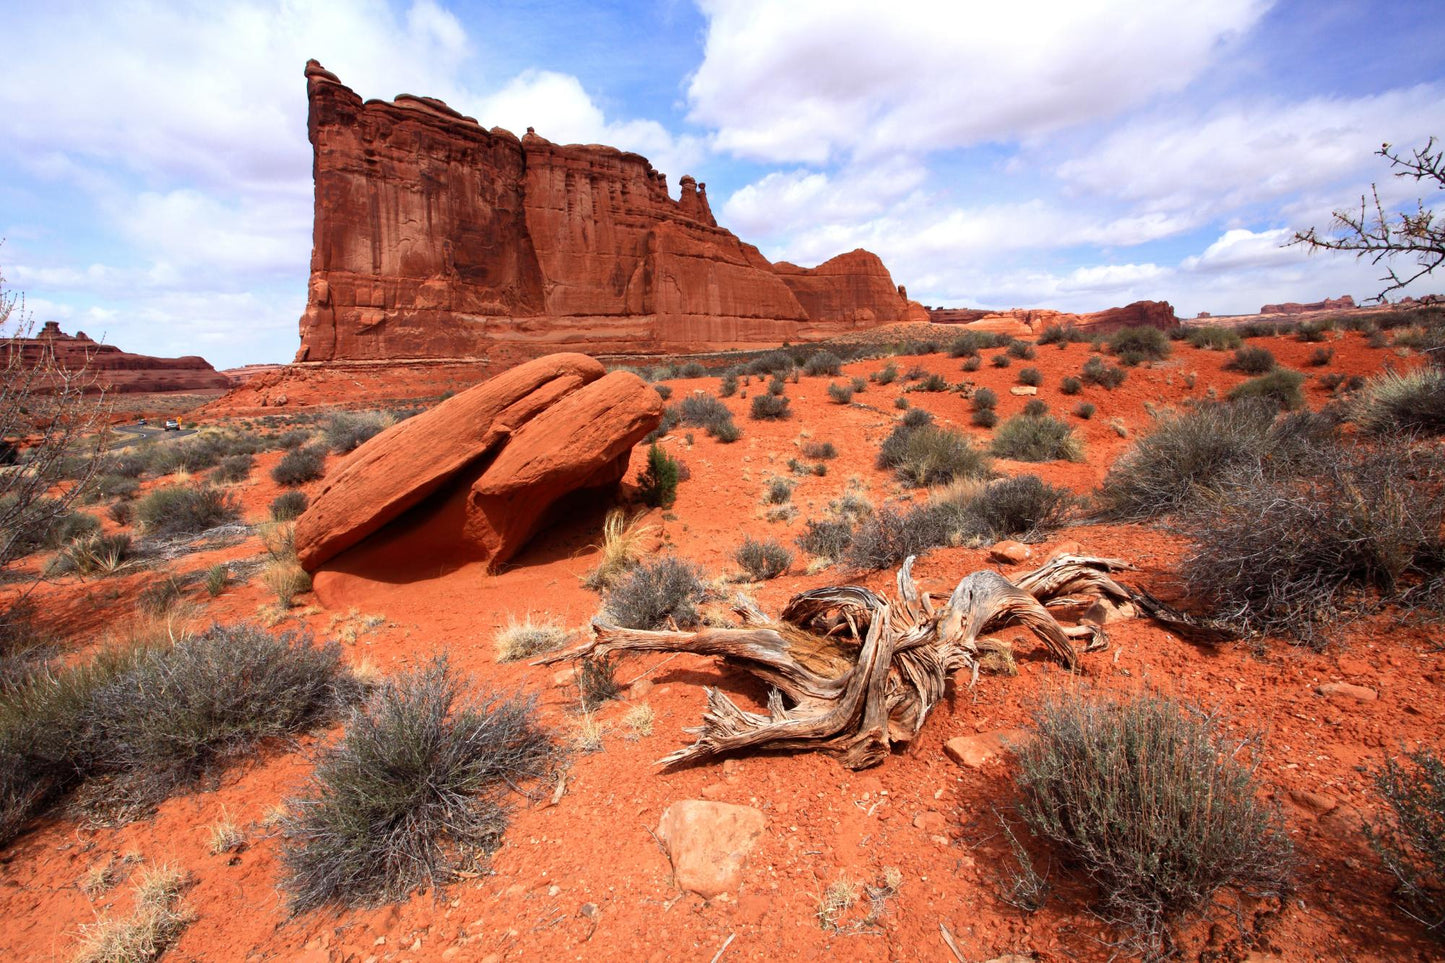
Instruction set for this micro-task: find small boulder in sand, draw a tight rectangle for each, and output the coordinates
[655,800,766,899]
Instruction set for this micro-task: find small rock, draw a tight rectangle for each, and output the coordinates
[913,811,948,835]
[1008,386,1037,396]
[1287,789,1338,816]
[699,781,729,801]
[944,729,1031,769]
[273,393,288,406]
[656,800,766,899]
[551,667,577,689]
[989,541,1031,565]
[1082,596,1138,624]
[1317,682,1377,702]
[629,678,654,698]
[1047,540,1083,560]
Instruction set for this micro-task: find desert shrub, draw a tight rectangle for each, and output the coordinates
[49,532,133,577]
[1319,372,1348,392]
[971,408,998,428]
[494,614,569,663]
[1227,369,1305,410]
[934,474,1074,542]
[750,394,790,420]
[1037,323,1088,345]
[898,408,931,430]
[893,395,909,409]
[767,375,787,396]
[74,863,194,963]
[901,339,940,355]
[797,518,855,560]
[711,420,742,443]
[107,450,152,478]
[745,349,795,377]
[1081,355,1127,388]
[1006,340,1035,360]
[1186,326,1242,350]
[95,474,140,501]
[1107,325,1171,365]
[1224,346,1276,374]
[280,658,550,911]
[846,505,954,569]
[1015,690,1291,959]
[212,453,254,484]
[735,538,792,580]
[1178,444,1445,645]
[1352,368,1445,436]
[991,353,1012,368]
[0,625,354,845]
[638,444,681,509]
[947,330,1009,357]
[324,411,389,454]
[764,476,794,504]
[262,561,312,608]
[1058,376,1082,396]
[678,361,706,378]
[719,372,739,397]
[135,486,239,537]
[903,364,928,381]
[1016,367,1043,387]
[909,373,948,392]
[1238,321,1289,339]
[1074,402,1096,419]
[653,384,673,401]
[204,563,228,597]
[1371,749,1445,934]
[871,363,898,384]
[989,414,1084,462]
[1022,399,1049,418]
[971,387,998,411]
[271,490,309,521]
[0,496,99,560]
[603,555,706,629]
[849,376,867,393]
[644,405,680,443]
[802,351,842,376]
[801,440,837,460]
[1296,319,1333,342]
[272,446,327,486]
[678,393,733,432]
[827,382,854,404]
[1307,346,1335,367]
[891,425,992,487]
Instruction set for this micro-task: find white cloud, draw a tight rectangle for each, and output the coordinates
[689,0,1270,163]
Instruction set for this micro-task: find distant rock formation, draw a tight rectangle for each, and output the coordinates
[927,300,1178,336]
[295,353,661,576]
[296,61,925,363]
[2,322,229,393]
[1260,295,1357,315]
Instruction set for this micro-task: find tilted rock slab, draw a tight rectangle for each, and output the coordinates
[294,352,661,572]
[655,801,766,899]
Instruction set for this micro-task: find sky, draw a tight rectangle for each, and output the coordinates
[1,0,1443,369]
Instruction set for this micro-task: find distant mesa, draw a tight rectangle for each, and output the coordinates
[1260,295,1357,315]
[3,321,229,394]
[295,60,926,365]
[927,300,1179,336]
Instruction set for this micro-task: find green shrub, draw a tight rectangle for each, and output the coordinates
[678,393,735,435]
[960,355,982,372]
[212,453,255,484]
[271,491,309,522]
[1224,346,1276,374]
[1296,319,1333,342]
[1016,690,1290,959]
[1006,340,1036,360]
[972,387,998,411]
[95,474,140,501]
[846,505,954,569]
[678,362,706,378]
[991,353,1012,368]
[910,373,948,392]
[934,474,1074,542]
[1107,326,1171,364]
[1227,369,1305,410]
[750,394,790,420]
[801,440,837,460]
[1059,376,1082,395]
[796,518,855,560]
[1186,326,1242,350]
[1081,355,1127,388]
[802,351,842,376]
[272,446,328,486]
[1307,346,1335,367]
[1017,367,1042,387]
[1352,368,1445,436]
[603,556,706,629]
[989,415,1084,462]
[279,658,550,911]
[323,412,389,454]
[871,363,899,384]
[653,384,673,401]
[638,444,681,509]
[735,538,791,580]
[1037,324,1087,345]
[764,476,794,504]
[1371,749,1445,934]
[971,408,998,428]
[1022,399,1048,418]
[719,372,739,397]
[767,375,787,396]
[136,486,240,537]
[890,425,992,487]
[826,382,854,404]
[1074,402,1095,419]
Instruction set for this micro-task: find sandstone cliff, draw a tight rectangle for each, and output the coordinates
[296,61,922,362]
[927,300,1179,336]
[1260,295,1357,315]
[4,322,229,393]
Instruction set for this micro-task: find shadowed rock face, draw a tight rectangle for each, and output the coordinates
[2,322,229,393]
[296,61,924,363]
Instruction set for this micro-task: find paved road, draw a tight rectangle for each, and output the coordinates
[110,423,198,448]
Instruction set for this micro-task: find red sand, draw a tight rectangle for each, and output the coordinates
[3,329,1442,962]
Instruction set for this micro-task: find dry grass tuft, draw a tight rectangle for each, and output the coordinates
[493,613,570,662]
[261,560,311,609]
[584,509,655,591]
[74,864,193,963]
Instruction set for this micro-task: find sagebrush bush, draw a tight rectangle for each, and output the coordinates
[826,382,854,404]
[1352,368,1445,436]
[0,624,355,845]
[719,372,739,397]
[750,394,790,420]
[1371,749,1445,934]
[1016,690,1291,959]
[961,355,982,372]
[280,658,551,911]
[272,446,327,486]
[1037,323,1087,345]
[796,518,855,560]
[948,331,1008,357]
[801,440,837,460]
[846,505,953,569]
[1081,355,1127,388]
[678,393,731,431]
[271,490,309,521]
[603,555,706,629]
[1022,398,1048,418]
[678,361,706,378]
[1224,345,1276,374]
[933,474,1074,542]
[1178,444,1445,645]
[1006,340,1036,360]
[653,383,673,401]
[735,538,792,580]
[324,411,389,454]
[1074,402,1096,419]
[1308,346,1335,367]
[1108,325,1171,365]
[991,353,1012,368]
[1227,368,1305,410]
[802,351,842,376]
[1186,326,1242,350]
[989,414,1084,462]
[1016,367,1042,387]
[1059,376,1082,395]
[871,363,899,384]
[971,408,999,428]
[889,425,992,487]
[136,485,239,537]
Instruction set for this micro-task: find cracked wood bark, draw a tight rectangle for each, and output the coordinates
[542,554,1168,770]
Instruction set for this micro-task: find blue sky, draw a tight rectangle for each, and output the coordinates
[2,0,1442,369]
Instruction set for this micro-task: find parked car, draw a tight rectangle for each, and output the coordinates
[163,419,180,431]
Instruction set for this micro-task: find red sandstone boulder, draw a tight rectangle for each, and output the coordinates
[655,801,766,899]
[294,353,660,572]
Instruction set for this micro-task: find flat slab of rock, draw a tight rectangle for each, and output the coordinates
[989,540,1031,564]
[944,728,1031,769]
[1082,596,1138,624]
[656,801,765,899]
[1008,386,1038,396]
[1317,682,1377,702]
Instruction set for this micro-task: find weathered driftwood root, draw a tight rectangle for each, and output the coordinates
[541,554,1169,770]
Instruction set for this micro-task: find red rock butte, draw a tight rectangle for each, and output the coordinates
[3,321,229,393]
[295,60,927,364]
